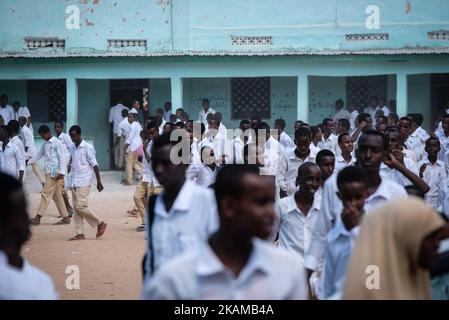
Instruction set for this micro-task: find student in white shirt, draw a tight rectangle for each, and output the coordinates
[231,119,252,164]
[321,166,368,299]
[198,98,216,129]
[187,145,220,188]
[256,122,283,177]
[274,118,295,150]
[0,125,24,182]
[277,127,317,197]
[405,113,428,163]
[351,113,373,144]
[134,121,163,232]
[29,125,70,226]
[55,121,74,216]
[8,120,26,172]
[315,149,336,198]
[362,97,378,123]
[18,117,45,184]
[437,114,449,163]
[335,132,355,174]
[205,115,227,164]
[333,99,350,123]
[155,108,167,134]
[12,101,33,133]
[319,118,337,154]
[143,164,308,300]
[0,94,14,124]
[387,113,399,127]
[310,125,322,154]
[305,130,407,275]
[347,103,359,133]
[162,101,172,122]
[124,113,143,185]
[67,125,106,241]
[419,137,447,209]
[375,97,390,117]
[274,162,322,263]
[0,173,58,300]
[143,133,219,278]
[109,103,128,169]
[185,120,204,165]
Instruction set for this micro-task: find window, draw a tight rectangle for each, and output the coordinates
[346,76,388,110]
[231,77,271,119]
[27,80,67,122]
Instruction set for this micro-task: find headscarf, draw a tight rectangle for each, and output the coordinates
[343,197,445,300]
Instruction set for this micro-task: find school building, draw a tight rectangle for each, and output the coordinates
[1,0,449,168]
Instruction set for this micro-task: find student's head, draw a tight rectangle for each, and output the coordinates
[18,116,27,128]
[215,112,223,123]
[384,126,402,152]
[387,113,399,127]
[54,121,64,136]
[337,166,368,213]
[155,108,164,117]
[12,101,20,112]
[121,109,129,118]
[256,122,271,142]
[358,113,373,130]
[0,125,11,140]
[442,114,449,134]
[151,133,187,188]
[239,119,251,132]
[299,122,310,130]
[425,136,441,158]
[0,94,8,107]
[132,100,141,110]
[169,114,178,123]
[315,149,335,183]
[295,162,321,196]
[174,121,185,130]
[399,116,412,139]
[208,116,220,131]
[202,98,210,111]
[378,97,386,106]
[375,116,388,134]
[8,120,20,135]
[243,143,264,167]
[214,164,275,240]
[68,125,82,144]
[407,113,422,130]
[321,118,334,135]
[274,118,286,132]
[337,118,350,134]
[294,120,303,131]
[335,99,344,111]
[338,132,354,155]
[404,185,425,199]
[175,108,184,119]
[37,125,52,141]
[181,112,189,122]
[0,172,30,252]
[163,101,172,112]
[146,121,160,141]
[163,122,174,134]
[294,127,311,157]
[357,130,388,173]
[310,125,323,141]
[250,116,261,130]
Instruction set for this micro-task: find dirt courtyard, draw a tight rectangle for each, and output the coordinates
[23,170,146,300]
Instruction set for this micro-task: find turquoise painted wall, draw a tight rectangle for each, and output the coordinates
[408,74,431,131]
[149,78,171,112]
[78,79,110,169]
[309,76,346,125]
[0,80,27,106]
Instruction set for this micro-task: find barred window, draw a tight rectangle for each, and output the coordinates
[27,80,66,122]
[231,77,271,119]
[346,76,387,110]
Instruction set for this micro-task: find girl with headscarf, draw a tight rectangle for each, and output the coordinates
[343,197,446,299]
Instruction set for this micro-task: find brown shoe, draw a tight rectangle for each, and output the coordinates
[96,222,107,238]
[68,234,85,241]
[53,217,71,225]
[30,216,41,225]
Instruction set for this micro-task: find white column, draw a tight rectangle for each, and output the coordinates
[297,74,309,123]
[66,77,78,130]
[170,76,183,113]
[396,73,408,117]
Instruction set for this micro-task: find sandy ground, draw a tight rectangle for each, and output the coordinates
[22,169,146,300]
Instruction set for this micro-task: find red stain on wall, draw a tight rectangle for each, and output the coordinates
[406,1,411,14]
[85,18,94,26]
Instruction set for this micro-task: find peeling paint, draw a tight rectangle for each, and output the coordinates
[85,18,94,27]
[93,0,100,4]
[406,1,411,14]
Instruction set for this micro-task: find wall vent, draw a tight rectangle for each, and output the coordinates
[428,30,449,40]
[346,33,389,41]
[231,36,273,46]
[107,39,147,48]
[24,37,65,49]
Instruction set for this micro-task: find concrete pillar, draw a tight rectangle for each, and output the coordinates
[170,76,183,113]
[396,73,408,117]
[66,77,78,130]
[297,74,309,123]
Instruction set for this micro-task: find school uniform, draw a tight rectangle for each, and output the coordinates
[362,106,376,122]
[205,132,227,164]
[231,135,252,164]
[349,110,359,133]
[56,132,74,207]
[0,104,14,124]
[117,118,131,168]
[198,107,216,128]
[379,157,419,187]
[319,134,337,155]
[333,108,350,123]
[186,163,219,188]
[10,136,26,168]
[406,130,426,163]
[279,131,295,151]
[276,147,317,196]
[419,158,446,209]
[438,178,449,219]
[20,125,45,184]
[28,137,68,218]
[263,136,283,176]
[109,104,128,167]
[437,131,449,163]
[125,121,143,184]
[334,155,355,174]
[13,106,33,132]
[375,105,390,116]
[142,238,308,300]
[0,141,25,179]
[70,140,102,235]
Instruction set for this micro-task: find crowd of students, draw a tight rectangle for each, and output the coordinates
[1,94,449,300]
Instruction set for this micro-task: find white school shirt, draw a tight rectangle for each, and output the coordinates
[334,155,355,174]
[403,148,417,164]
[206,132,227,163]
[333,108,350,122]
[108,104,128,135]
[363,106,377,121]
[13,106,31,121]
[20,125,36,159]
[263,136,284,176]
[190,139,201,165]
[304,175,407,271]
[70,140,98,188]
[10,135,26,166]
[29,136,65,176]
[186,163,219,188]
[319,134,337,154]
[349,110,359,133]
[0,251,58,300]
[0,104,14,124]
[118,118,131,138]
[416,126,430,142]
[198,107,216,128]
[406,130,426,163]
[142,238,308,300]
[375,105,390,116]
[126,121,143,153]
[379,157,419,187]
[276,147,317,195]
[231,136,251,164]
[145,180,219,276]
[218,123,227,140]
[57,132,73,166]
[279,131,295,150]
[275,193,321,262]
[419,158,446,209]
[322,219,358,299]
[438,178,449,219]
[0,141,25,178]
[142,141,161,186]
[437,131,449,163]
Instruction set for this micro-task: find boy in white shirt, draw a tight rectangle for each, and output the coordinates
[12,101,33,133]
[7,120,26,172]
[124,113,143,185]
[67,125,106,241]
[274,118,295,150]
[0,125,24,182]
[18,117,45,184]
[315,149,336,198]
[319,118,337,154]
[334,132,355,174]
[143,164,308,300]
[0,94,14,124]
[0,172,58,299]
[231,119,252,164]
[186,145,220,188]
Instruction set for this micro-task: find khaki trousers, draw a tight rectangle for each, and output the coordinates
[133,181,163,224]
[53,178,73,213]
[72,186,101,235]
[117,136,125,168]
[31,162,46,184]
[37,174,68,218]
[125,151,142,184]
